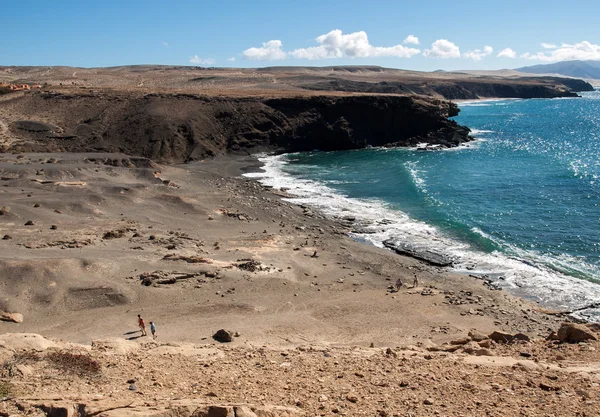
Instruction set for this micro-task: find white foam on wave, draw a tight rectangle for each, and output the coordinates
[244,154,600,321]
[459,98,521,107]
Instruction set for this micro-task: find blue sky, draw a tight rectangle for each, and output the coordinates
[2,0,599,70]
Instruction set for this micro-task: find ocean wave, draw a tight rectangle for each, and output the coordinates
[245,154,600,321]
[459,98,521,107]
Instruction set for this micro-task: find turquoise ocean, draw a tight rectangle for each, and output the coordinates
[245,90,600,321]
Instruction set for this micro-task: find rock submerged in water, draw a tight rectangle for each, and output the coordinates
[383,238,453,267]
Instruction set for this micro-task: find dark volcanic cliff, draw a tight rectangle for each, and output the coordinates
[5,91,470,162]
[301,77,594,99]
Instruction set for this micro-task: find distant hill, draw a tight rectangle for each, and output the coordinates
[517,60,600,80]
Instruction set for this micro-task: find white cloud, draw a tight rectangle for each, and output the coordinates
[521,41,600,62]
[497,48,517,58]
[241,30,420,61]
[161,41,169,47]
[423,39,460,58]
[403,35,420,45]
[541,43,557,49]
[464,45,493,61]
[290,30,420,60]
[242,40,287,60]
[189,55,216,66]
[227,57,236,62]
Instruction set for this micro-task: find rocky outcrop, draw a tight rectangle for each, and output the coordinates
[383,238,453,266]
[6,91,470,162]
[300,77,594,99]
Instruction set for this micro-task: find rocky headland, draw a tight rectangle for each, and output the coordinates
[1,91,469,162]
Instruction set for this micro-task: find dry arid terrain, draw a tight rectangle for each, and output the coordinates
[0,65,593,98]
[0,66,599,416]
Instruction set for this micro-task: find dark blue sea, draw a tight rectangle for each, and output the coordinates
[245,90,600,320]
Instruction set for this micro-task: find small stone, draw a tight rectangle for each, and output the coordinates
[0,311,23,323]
[468,330,488,342]
[50,225,57,230]
[576,389,591,399]
[489,330,515,344]
[346,393,359,403]
[24,220,34,226]
[478,340,492,348]
[423,398,434,405]
[2,235,11,240]
[128,384,136,391]
[318,394,328,402]
[16,364,33,376]
[539,382,559,392]
[474,348,494,356]
[450,337,471,345]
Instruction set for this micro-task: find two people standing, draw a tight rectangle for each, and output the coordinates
[137,314,157,339]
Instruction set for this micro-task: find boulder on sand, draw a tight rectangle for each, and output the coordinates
[557,322,598,343]
[213,329,233,343]
[488,331,530,344]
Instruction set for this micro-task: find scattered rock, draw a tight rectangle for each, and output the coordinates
[346,393,359,403]
[234,406,258,417]
[0,311,23,323]
[0,206,10,215]
[103,230,125,239]
[539,382,559,392]
[423,398,434,405]
[450,337,470,345]
[557,322,598,343]
[16,364,33,376]
[468,330,488,342]
[491,332,514,343]
[24,220,34,226]
[213,329,233,343]
[2,234,12,240]
[478,340,492,348]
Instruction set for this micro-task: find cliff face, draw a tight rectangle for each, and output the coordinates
[300,77,594,99]
[6,91,470,162]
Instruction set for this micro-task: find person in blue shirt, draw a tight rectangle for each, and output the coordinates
[150,321,157,339]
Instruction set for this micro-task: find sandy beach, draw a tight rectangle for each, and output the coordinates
[1,151,599,416]
[1,151,566,345]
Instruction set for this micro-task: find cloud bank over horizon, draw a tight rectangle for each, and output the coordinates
[189,55,216,66]
[238,30,599,65]
[521,41,600,62]
[243,30,421,61]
